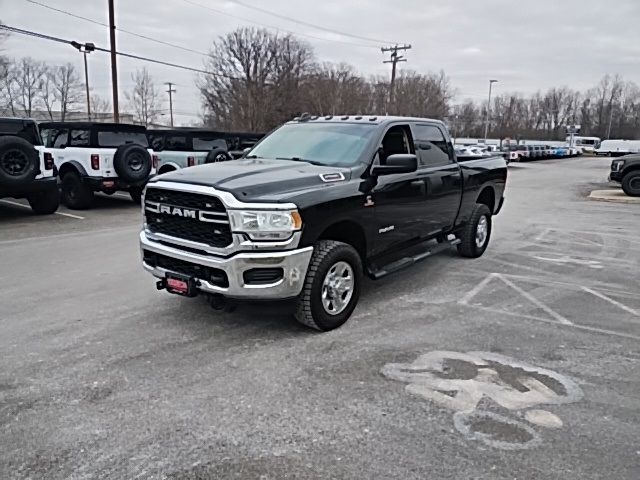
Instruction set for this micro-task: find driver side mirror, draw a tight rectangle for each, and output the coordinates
[371,154,418,176]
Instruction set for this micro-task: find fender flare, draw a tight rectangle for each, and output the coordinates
[58,160,88,177]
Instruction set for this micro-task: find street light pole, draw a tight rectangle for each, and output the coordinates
[484,79,498,142]
[83,51,91,120]
[71,42,95,121]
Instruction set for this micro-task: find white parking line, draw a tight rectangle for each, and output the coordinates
[581,286,640,317]
[0,199,85,220]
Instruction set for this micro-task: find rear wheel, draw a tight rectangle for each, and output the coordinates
[27,186,60,215]
[61,172,93,210]
[294,240,362,331]
[457,204,492,258]
[621,171,640,197]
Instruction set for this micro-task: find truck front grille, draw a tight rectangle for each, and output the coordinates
[144,187,232,248]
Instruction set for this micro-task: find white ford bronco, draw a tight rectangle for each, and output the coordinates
[39,122,156,209]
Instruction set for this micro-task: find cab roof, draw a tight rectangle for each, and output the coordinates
[286,114,445,127]
[38,121,146,131]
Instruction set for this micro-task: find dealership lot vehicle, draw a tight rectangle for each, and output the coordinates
[148,129,234,174]
[0,118,59,214]
[2,156,639,480]
[39,122,156,209]
[610,154,640,196]
[140,116,507,331]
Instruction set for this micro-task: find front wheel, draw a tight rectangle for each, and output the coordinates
[621,171,640,197]
[130,187,143,204]
[457,204,492,258]
[294,240,362,331]
[27,186,60,215]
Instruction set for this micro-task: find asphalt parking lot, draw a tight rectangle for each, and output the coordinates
[1,156,639,479]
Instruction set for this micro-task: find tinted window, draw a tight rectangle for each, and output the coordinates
[70,129,90,147]
[97,131,149,148]
[249,123,377,166]
[47,128,69,148]
[192,136,227,151]
[413,124,452,167]
[0,120,43,145]
[148,133,164,151]
[165,135,188,151]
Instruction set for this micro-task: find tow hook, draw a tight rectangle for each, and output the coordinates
[206,293,237,313]
[156,279,166,290]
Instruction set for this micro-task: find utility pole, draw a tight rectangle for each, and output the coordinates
[165,82,176,127]
[381,44,411,113]
[108,0,120,123]
[483,79,498,142]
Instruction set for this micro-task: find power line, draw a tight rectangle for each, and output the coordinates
[0,24,237,79]
[226,0,402,45]
[179,0,378,49]
[25,0,209,57]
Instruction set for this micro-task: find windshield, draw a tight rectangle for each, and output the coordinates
[97,130,149,148]
[248,123,377,166]
[192,136,227,151]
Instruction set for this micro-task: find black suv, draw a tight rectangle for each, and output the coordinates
[0,118,59,214]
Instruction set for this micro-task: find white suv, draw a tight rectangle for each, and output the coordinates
[0,118,59,214]
[40,122,157,209]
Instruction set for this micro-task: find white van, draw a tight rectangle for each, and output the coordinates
[567,136,601,153]
[595,140,640,157]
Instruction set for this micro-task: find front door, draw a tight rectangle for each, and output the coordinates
[371,124,429,256]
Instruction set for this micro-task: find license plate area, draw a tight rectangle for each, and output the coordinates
[165,272,198,297]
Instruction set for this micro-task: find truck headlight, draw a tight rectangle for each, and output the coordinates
[228,210,302,241]
[611,160,625,172]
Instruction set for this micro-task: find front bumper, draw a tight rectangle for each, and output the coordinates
[140,231,313,300]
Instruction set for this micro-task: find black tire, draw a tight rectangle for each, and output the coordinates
[61,172,94,210]
[621,170,640,197]
[130,187,143,204]
[205,147,232,164]
[113,144,152,183]
[0,136,39,188]
[27,186,60,215]
[294,240,363,332]
[457,204,492,258]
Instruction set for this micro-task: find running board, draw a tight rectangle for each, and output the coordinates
[368,238,461,280]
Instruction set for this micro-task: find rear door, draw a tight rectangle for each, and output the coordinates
[411,123,463,235]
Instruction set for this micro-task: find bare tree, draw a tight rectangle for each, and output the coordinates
[12,57,45,116]
[126,68,160,126]
[90,93,111,118]
[51,63,82,121]
[39,66,57,120]
[304,62,371,115]
[199,27,313,131]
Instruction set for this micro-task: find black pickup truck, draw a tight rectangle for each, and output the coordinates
[609,154,640,196]
[140,115,507,331]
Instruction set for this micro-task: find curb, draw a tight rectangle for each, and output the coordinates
[589,189,640,204]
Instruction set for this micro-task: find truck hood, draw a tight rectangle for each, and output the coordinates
[149,158,353,202]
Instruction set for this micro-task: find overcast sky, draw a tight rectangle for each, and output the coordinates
[3,0,640,125]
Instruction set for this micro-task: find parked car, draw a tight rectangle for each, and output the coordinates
[148,129,233,175]
[39,122,156,209]
[139,115,508,331]
[0,117,59,214]
[609,154,640,196]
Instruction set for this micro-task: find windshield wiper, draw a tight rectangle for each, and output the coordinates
[276,157,323,166]
[245,154,262,159]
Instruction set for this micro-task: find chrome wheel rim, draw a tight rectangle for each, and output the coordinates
[476,215,488,248]
[321,261,354,315]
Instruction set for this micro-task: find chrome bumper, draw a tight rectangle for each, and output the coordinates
[140,231,313,300]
